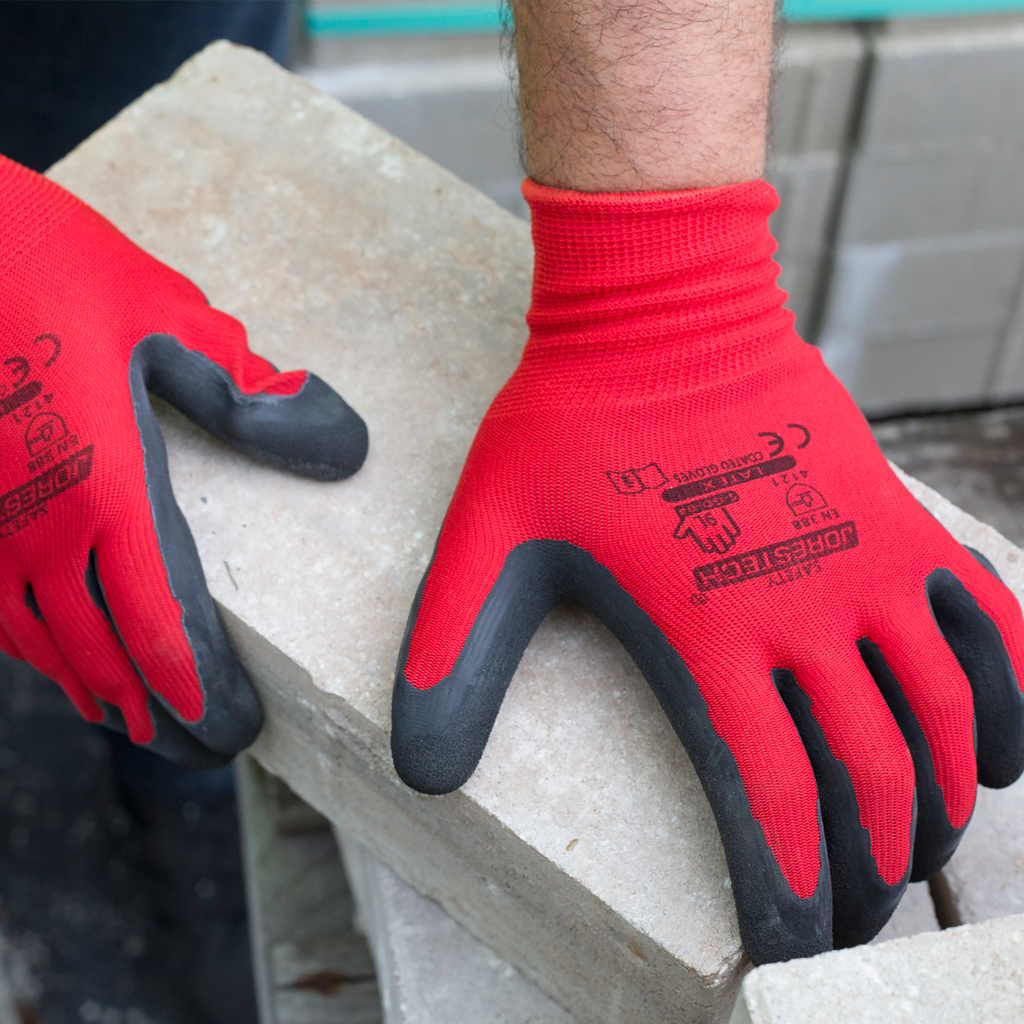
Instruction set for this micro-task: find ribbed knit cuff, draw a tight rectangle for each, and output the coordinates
[518,178,801,390]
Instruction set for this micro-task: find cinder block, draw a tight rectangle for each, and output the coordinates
[861,16,1024,150]
[302,48,524,218]
[235,756,383,1024]
[837,153,1024,245]
[868,882,939,945]
[821,237,1024,341]
[731,912,1024,1024]
[817,15,1024,411]
[940,773,1024,927]
[824,331,1001,413]
[338,834,575,1024]
[770,26,866,156]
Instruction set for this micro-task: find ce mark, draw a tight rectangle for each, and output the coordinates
[757,423,811,458]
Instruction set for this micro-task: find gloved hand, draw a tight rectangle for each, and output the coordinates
[392,179,1024,964]
[0,155,368,768]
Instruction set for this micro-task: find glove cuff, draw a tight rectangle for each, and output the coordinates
[0,155,81,276]
[520,178,803,391]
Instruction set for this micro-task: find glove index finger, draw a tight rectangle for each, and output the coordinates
[93,411,263,756]
[131,314,368,482]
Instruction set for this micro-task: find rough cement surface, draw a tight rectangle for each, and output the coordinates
[733,913,1024,1024]
[48,41,1024,1024]
[339,835,574,1024]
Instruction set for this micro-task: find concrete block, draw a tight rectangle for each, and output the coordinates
[338,834,575,1024]
[303,53,526,219]
[770,25,866,157]
[52,42,746,1024]
[821,236,1024,341]
[236,756,382,1024]
[50,41,1024,1024]
[836,152,1024,245]
[861,16,1024,151]
[817,15,1024,410]
[730,912,1024,1024]
[824,331,1001,414]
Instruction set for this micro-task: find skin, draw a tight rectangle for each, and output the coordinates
[509,0,776,192]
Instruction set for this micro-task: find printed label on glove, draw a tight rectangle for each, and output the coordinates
[0,334,93,539]
[606,422,856,600]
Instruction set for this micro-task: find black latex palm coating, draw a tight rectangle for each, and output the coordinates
[392,542,1024,963]
[101,335,368,765]
[393,539,832,966]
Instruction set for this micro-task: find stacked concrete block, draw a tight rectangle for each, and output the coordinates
[339,836,576,1024]
[731,913,1024,1024]
[236,756,383,1024]
[939,772,1024,927]
[766,26,866,338]
[818,15,1024,414]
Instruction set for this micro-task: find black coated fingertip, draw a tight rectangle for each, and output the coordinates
[96,698,233,770]
[926,567,1024,790]
[774,669,911,947]
[391,541,563,795]
[137,335,368,481]
[858,639,964,881]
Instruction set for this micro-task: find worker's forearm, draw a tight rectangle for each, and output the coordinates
[511,0,775,192]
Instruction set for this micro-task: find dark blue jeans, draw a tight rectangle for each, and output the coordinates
[0,0,290,171]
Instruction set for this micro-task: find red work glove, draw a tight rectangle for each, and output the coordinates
[392,179,1024,964]
[0,155,367,767]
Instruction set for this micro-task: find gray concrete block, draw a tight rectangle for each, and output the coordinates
[770,25,866,156]
[236,756,383,1024]
[821,236,1024,341]
[731,913,1024,1024]
[303,53,526,219]
[338,835,575,1024]
[817,234,1024,412]
[823,331,1001,414]
[837,151,1024,245]
[52,42,748,1024]
[861,16,1024,152]
[817,15,1024,410]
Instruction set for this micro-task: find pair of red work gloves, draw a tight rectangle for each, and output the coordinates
[3,152,1023,966]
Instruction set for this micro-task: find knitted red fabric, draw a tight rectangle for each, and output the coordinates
[402,178,1024,903]
[0,155,304,743]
